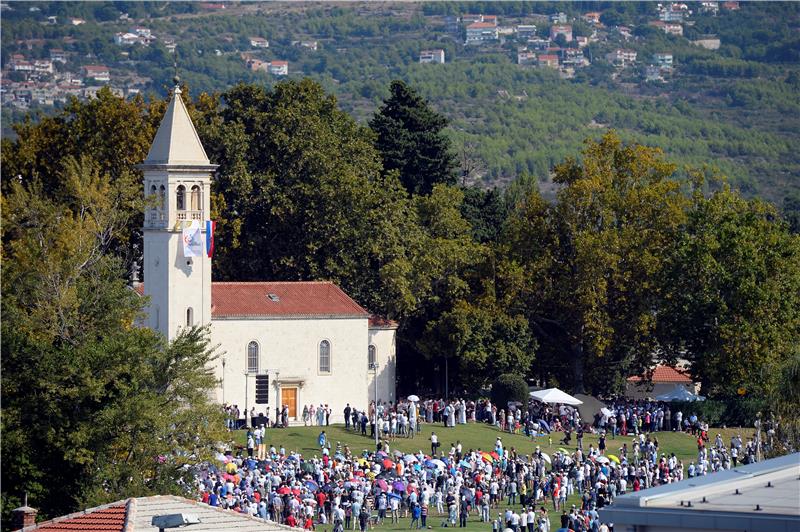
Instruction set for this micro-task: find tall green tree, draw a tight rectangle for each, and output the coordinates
[370,80,457,195]
[200,80,423,319]
[505,132,687,393]
[1,159,224,524]
[659,184,800,398]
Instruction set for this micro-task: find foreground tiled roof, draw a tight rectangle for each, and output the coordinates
[22,496,297,531]
[627,365,693,384]
[369,315,399,329]
[211,281,369,318]
[22,502,127,531]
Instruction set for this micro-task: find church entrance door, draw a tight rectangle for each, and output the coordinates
[282,387,298,419]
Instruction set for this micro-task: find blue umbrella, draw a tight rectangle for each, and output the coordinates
[305,480,319,492]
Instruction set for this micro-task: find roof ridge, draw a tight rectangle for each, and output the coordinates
[212,280,334,285]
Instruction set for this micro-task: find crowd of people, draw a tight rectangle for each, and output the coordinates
[201,397,764,532]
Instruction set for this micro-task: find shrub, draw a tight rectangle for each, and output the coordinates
[491,373,528,408]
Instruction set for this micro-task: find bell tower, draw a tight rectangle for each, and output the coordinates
[139,81,217,340]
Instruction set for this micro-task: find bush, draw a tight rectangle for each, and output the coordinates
[491,373,528,409]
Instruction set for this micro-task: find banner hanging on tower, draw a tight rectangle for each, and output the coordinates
[205,220,216,257]
[182,220,203,257]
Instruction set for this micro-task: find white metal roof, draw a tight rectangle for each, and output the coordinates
[600,452,800,531]
[130,495,296,531]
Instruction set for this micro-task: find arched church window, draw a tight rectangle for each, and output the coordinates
[247,341,259,373]
[190,185,201,211]
[368,345,376,369]
[319,340,331,373]
[159,185,166,209]
[186,307,193,327]
[150,184,157,198]
[176,185,186,211]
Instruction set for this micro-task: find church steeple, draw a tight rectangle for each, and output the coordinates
[144,82,210,166]
[140,80,216,340]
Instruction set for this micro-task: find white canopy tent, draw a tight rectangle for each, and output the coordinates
[656,385,705,402]
[530,388,583,405]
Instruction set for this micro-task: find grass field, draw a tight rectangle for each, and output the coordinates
[226,422,754,531]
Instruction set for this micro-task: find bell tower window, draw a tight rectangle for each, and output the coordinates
[176,185,186,211]
[159,185,166,210]
[190,185,201,211]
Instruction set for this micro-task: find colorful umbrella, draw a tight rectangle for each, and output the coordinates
[404,454,418,463]
[277,486,291,495]
[305,480,319,492]
[595,456,610,464]
[607,454,620,464]
[407,394,420,402]
[392,480,405,491]
[490,451,500,460]
[376,479,388,491]
[382,459,394,470]
[480,452,493,463]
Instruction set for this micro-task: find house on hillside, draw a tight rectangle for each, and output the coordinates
[461,13,484,24]
[700,2,720,15]
[654,52,674,69]
[517,50,537,65]
[268,60,288,76]
[650,20,684,36]
[626,365,695,400]
[550,24,573,42]
[550,12,567,24]
[606,48,637,66]
[722,1,740,10]
[538,54,559,68]
[517,25,538,40]
[82,65,110,82]
[49,49,68,63]
[465,22,499,44]
[528,38,551,51]
[583,12,601,25]
[419,49,445,64]
[250,37,269,49]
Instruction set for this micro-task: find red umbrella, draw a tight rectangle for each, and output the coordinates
[376,479,389,491]
[277,486,291,495]
[490,451,500,460]
[382,459,394,470]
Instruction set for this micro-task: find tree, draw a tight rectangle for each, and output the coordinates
[659,184,800,398]
[199,80,423,319]
[1,160,224,523]
[369,80,457,195]
[490,373,529,410]
[505,131,688,394]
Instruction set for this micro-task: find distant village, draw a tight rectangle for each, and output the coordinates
[2,1,738,109]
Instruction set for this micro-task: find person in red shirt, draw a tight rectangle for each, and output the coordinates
[304,516,314,530]
[286,514,297,527]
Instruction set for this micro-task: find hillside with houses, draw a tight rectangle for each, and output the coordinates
[2,1,798,209]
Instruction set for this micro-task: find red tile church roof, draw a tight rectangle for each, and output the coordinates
[134,281,371,318]
[211,281,369,318]
[26,503,126,531]
[627,365,693,384]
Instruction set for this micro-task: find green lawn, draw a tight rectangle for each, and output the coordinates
[227,423,753,532]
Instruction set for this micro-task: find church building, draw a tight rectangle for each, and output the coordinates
[137,85,397,423]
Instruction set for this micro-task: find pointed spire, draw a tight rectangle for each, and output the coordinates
[144,79,210,166]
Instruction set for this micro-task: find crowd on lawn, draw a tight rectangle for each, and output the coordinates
[198,396,766,532]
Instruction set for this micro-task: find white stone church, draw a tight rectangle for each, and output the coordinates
[137,86,396,423]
